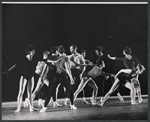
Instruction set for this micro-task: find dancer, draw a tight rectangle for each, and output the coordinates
[40,45,76,112]
[64,44,87,105]
[45,46,62,107]
[99,46,142,106]
[79,50,92,104]
[4,44,36,113]
[107,46,145,104]
[35,51,50,106]
[94,46,124,103]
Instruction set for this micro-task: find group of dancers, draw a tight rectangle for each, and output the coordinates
[4,44,145,113]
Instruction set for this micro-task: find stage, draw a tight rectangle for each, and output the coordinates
[2,95,148,120]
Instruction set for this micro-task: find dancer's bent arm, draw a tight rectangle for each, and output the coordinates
[64,62,74,84]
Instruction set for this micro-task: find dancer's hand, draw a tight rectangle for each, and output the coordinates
[107,54,111,59]
[110,74,115,77]
[79,74,83,80]
[70,78,75,85]
[107,54,116,60]
[106,76,109,80]
[88,62,93,65]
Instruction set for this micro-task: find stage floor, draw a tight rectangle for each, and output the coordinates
[2,96,148,120]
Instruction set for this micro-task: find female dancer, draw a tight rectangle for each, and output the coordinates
[31,49,60,103]
[79,50,92,104]
[99,46,143,106]
[35,51,50,106]
[4,44,36,113]
[40,45,76,112]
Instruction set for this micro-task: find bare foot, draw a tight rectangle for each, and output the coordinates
[15,107,21,113]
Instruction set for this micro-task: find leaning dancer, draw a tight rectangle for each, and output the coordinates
[40,45,76,112]
[100,46,142,106]
[4,44,36,113]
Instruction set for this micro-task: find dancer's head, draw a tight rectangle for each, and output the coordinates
[25,44,35,57]
[123,46,132,56]
[95,46,103,56]
[50,46,58,55]
[57,45,65,55]
[70,44,77,54]
[80,50,86,58]
[43,51,50,59]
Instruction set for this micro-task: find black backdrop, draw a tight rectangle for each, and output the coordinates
[2,4,147,102]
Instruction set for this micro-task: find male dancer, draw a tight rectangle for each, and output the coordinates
[94,46,124,103]
[64,44,86,105]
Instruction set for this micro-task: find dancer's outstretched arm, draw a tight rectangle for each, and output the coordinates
[3,64,17,74]
[47,58,60,64]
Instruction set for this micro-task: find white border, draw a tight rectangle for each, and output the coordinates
[2,2,148,4]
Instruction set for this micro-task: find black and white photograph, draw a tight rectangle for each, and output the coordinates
[1,1,148,120]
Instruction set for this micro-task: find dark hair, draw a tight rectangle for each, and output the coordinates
[25,44,35,54]
[80,50,86,54]
[50,47,57,54]
[70,44,77,49]
[95,46,102,52]
[43,51,50,56]
[123,46,132,55]
[57,45,65,54]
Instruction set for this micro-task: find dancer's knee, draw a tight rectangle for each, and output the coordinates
[108,89,114,95]
[94,85,98,92]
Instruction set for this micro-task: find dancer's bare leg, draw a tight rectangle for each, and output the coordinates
[115,69,132,79]
[134,77,143,103]
[15,76,27,113]
[32,77,44,100]
[87,78,98,105]
[136,79,143,103]
[74,77,90,101]
[99,78,120,106]
[53,83,62,107]
[24,77,34,108]
[87,79,98,100]
[27,77,35,111]
[82,89,90,104]
[124,81,137,105]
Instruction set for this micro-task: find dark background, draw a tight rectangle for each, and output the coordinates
[2,4,147,102]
